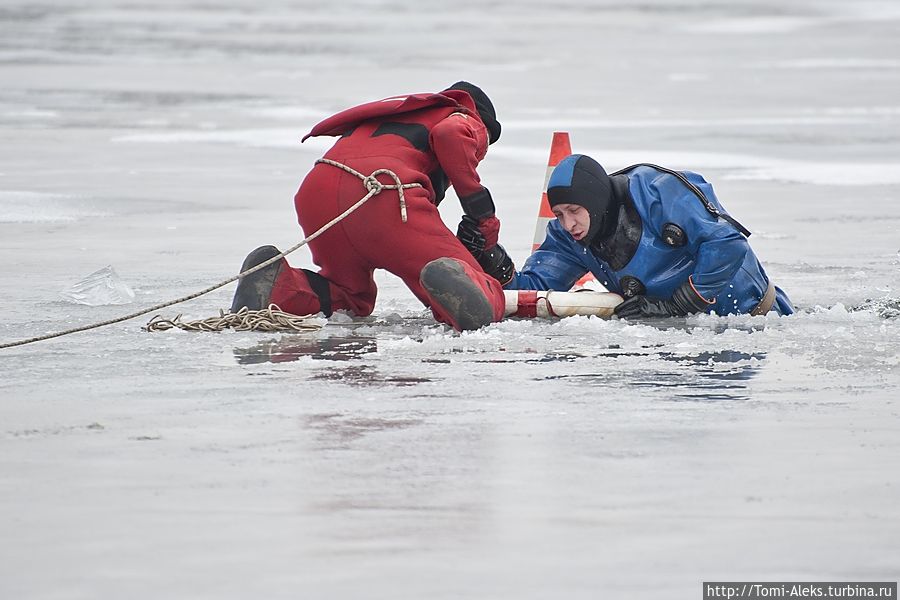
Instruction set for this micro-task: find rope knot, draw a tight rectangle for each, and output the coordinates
[362,174,384,194]
[314,158,417,223]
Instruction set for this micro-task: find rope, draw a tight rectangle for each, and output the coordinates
[143,305,322,333]
[315,157,422,223]
[0,161,420,350]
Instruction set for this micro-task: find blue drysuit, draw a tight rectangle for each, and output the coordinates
[508,165,794,316]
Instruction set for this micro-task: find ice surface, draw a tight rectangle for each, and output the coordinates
[1,1,899,599]
[59,265,136,306]
[0,191,111,223]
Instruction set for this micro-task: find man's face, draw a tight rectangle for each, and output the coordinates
[551,203,591,242]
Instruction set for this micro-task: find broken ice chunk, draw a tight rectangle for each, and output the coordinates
[60,265,135,306]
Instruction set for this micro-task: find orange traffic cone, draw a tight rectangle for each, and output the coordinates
[531,131,572,252]
[531,132,603,290]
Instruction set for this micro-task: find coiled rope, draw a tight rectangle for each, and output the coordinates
[144,305,321,333]
[0,160,420,349]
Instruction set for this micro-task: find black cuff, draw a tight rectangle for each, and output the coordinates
[671,280,711,315]
[459,187,495,220]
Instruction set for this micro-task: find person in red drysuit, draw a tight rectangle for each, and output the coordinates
[230,82,510,331]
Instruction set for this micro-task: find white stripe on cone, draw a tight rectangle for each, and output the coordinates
[531,216,554,248]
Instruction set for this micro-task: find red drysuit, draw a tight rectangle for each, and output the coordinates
[267,90,507,329]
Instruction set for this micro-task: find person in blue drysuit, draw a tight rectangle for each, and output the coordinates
[457,153,794,318]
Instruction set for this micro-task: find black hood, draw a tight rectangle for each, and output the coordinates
[444,81,501,144]
[547,154,619,245]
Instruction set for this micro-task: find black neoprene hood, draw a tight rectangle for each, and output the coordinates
[547,154,616,245]
[444,81,502,144]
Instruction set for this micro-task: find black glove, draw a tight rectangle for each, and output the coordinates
[456,215,514,285]
[478,244,515,285]
[457,214,486,259]
[614,280,710,319]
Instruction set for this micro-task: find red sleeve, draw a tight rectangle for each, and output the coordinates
[429,112,489,198]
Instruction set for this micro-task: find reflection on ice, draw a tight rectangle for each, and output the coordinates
[541,349,765,402]
[304,413,425,445]
[653,349,765,402]
[473,351,587,364]
[233,335,377,364]
[310,365,431,387]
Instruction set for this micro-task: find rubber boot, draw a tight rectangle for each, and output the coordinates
[230,245,284,312]
[419,257,494,331]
